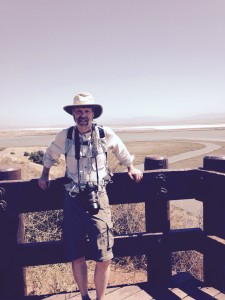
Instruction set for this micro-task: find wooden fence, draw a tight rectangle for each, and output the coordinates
[0,155,225,298]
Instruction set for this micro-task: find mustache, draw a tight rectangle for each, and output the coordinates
[77,116,88,122]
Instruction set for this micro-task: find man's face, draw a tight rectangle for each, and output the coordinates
[72,107,94,131]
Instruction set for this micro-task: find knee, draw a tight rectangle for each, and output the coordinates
[72,256,86,266]
[96,259,110,270]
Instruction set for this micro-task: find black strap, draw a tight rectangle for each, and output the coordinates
[67,126,74,140]
[75,126,81,160]
[98,125,105,138]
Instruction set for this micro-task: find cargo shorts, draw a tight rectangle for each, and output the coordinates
[63,188,114,262]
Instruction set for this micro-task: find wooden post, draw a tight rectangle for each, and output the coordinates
[144,156,171,288]
[203,155,225,173]
[203,155,225,238]
[0,165,26,297]
[202,156,225,291]
[144,155,168,171]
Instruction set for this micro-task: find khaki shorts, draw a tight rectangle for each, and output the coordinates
[63,189,114,262]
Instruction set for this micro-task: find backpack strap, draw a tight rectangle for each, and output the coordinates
[65,126,74,160]
[96,125,107,159]
[67,126,74,140]
[98,125,105,139]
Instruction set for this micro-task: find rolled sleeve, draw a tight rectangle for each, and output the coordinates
[43,129,67,168]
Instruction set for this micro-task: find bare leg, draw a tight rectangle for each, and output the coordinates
[72,257,90,298]
[94,260,110,300]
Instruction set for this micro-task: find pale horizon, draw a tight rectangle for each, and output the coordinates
[1,112,225,130]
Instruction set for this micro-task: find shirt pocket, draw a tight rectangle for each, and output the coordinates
[92,153,106,170]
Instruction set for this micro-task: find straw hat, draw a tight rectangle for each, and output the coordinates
[63,92,103,118]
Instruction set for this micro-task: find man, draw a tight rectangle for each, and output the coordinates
[38,92,143,300]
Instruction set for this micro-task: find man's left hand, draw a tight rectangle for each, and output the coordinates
[128,166,143,183]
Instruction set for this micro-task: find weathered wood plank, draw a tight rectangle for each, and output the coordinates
[124,290,154,299]
[0,170,197,213]
[201,286,223,297]
[18,233,163,266]
[17,229,204,267]
[43,287,121,299]
[214,292,225,299]
[169,287,188,298]
[168,228,204,252]
[107,169,197,204]
[104,285,143,299]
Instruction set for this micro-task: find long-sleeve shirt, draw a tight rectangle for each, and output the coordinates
[43,125,134,187]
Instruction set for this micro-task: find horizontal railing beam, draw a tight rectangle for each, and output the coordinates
[168,228,204,252]
[18,229,204,267]
[0,169,198,213]
[18,233,163,266]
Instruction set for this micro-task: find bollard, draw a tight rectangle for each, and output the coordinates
[0,164,21,180]
[203,155,225,173]
[144,156,171,287]
[144,155,168,171]
[0,165,26,297]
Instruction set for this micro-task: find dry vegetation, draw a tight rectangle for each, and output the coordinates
[1,138,225,296]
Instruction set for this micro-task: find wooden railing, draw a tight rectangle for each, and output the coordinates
[0,155,225,297]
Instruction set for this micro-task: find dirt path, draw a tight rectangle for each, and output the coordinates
[168,141,221,164]
[135,141,221,170]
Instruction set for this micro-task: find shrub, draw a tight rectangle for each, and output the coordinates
[28,150,44,165]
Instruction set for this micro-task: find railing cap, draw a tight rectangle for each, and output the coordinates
[0,164,21,180]
[144,155,168,170]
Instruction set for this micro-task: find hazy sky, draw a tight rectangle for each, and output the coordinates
[1,0,225,128]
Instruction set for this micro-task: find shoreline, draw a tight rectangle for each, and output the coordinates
[1,122,225,134]
[1,126,225,148]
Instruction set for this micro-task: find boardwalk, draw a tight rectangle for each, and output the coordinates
[25,274,225,300]
[40,282,225,300]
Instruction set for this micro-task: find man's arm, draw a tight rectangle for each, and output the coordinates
[38,129,67,190]
[38,166,51,190]
[104,127,143,183]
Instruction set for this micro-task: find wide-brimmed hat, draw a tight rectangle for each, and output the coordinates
[63,92,103,118]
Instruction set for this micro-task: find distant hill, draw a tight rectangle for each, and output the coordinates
[1,113,224,130]
[103,113,225,126]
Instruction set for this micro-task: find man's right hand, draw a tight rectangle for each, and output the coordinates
[38,166,51,190]
[38,176,50,191]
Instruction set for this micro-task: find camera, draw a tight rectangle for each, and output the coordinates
[83,182,100,215]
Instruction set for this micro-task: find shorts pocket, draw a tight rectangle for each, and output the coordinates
[97,223,114,251]
[108,226,114,249]
[98,192,110,210]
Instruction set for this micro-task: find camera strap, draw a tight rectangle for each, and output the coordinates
[74,125,100,189]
